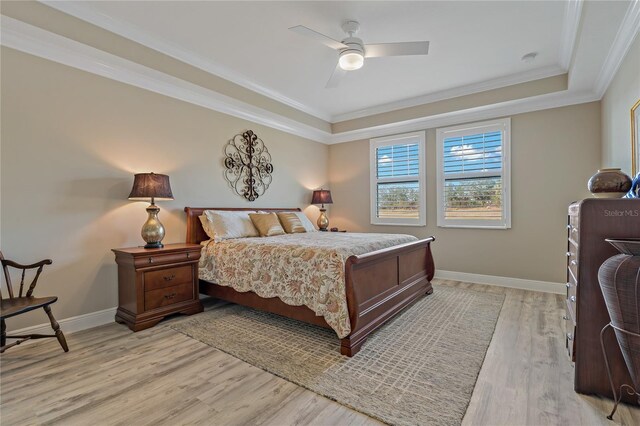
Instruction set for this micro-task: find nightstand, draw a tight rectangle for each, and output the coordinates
[112,243,203,331]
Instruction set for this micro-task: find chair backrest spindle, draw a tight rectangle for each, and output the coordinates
[0,250,14,299]
[26,266,45,297]
[18,268,26,297]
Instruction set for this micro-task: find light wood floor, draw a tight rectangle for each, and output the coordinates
[1,280,639,425]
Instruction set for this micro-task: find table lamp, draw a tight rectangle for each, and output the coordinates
[128,172,174,248]
[311,189,333,231]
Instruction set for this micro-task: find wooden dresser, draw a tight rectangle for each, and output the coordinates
[112,243,203,331]
[566,199,640,402]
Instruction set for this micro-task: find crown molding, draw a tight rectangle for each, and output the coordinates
[593,0,640,97]
[559,0,584,71]
[0,16,332,144]
[330,65,566,123]
[40,0,334,123]
[328,90,599,144]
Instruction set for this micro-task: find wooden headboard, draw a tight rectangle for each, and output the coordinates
[184,207,302,244]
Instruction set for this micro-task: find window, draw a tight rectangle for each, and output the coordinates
[370,131,426,226]
[436,118,511,229]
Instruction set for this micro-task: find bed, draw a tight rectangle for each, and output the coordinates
[185,207,436,356]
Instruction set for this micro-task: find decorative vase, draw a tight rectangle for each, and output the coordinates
[598,238,640,391]
[588,168,632,198]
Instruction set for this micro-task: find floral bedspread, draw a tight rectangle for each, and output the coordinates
[199,232,417,338]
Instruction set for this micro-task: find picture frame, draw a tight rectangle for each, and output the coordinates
[632,99,640,176]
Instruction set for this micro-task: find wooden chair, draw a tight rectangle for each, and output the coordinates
[0,251,68,353]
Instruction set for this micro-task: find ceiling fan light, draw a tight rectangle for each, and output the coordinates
[339,51,364,71]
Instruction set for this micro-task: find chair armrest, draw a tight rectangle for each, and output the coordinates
[1,259,53,270]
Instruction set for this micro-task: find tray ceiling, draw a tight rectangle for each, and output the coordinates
[47,0,575,120]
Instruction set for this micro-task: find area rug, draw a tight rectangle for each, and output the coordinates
[170,285,505,425]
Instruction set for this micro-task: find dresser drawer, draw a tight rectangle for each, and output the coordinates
[145,265,193,291]
[145,282,194,311]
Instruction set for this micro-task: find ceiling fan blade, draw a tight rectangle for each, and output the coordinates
[289,25,349,50]
[365,41,430,58]
[326,63,347,88]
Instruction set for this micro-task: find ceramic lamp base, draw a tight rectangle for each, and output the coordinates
[141,203,166,248]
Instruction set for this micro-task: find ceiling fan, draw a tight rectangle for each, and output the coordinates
[289,20,430,88]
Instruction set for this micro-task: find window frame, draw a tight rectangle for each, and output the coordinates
[436,117,511,229]
[370,131,426,226]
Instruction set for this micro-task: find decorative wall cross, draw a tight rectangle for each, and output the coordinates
[223,130,274,201]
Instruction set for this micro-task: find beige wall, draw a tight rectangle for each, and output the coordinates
[329,102,601,284]
[601,34,640,174]
[1,47,329,330]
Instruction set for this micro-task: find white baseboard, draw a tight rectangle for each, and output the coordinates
[11,306,117,337]
[8,271,562,338]
[434,270,564,294]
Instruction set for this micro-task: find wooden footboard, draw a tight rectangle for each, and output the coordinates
[340,237,436,356]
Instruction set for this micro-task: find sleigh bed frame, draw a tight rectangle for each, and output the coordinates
[185,207,435,356]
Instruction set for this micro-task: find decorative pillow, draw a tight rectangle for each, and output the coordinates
[249,213,286,237]
[277,212,307,234]
[294,212,317,232]
[202,210,259,241]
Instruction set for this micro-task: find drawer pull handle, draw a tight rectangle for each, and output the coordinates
[566,251,572,257]
[566,282,571,288]
[163,274,176,282]
[164,293,176,300]
[567,332,573,341]
[186,252,191,258]
[567,225,571,230]
[570,296,576,302]
[563,315,569,321]
[148,257,154,264]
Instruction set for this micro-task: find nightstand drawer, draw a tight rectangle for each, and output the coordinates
[145,282,193,311]
[145,266,193,291]
[133,251,199,268]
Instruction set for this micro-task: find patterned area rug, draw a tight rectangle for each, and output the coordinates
[170,285,505,425]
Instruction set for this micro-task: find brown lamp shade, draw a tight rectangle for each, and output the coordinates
[311,189,333,205]
[128,172,174,201]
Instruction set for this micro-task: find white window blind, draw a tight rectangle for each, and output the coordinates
[370,132,426,226]
[436,118,511,229]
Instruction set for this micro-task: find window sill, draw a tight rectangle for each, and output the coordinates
[437,224,511,230]
[371,222,427,227]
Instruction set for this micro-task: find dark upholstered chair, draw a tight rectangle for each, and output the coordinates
[0,251,68,353]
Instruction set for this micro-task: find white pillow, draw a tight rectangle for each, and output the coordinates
[199,215,217,240]
[202,210,259,241]
[294,212,317,232]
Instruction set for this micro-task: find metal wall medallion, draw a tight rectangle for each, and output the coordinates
[223,130,274,201]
